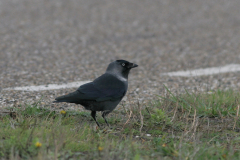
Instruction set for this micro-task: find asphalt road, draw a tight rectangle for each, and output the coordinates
[1,0,240,109]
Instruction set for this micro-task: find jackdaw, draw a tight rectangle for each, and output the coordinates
[54,60,138,127]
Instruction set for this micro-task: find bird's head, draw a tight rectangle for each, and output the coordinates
[106,60,138,80]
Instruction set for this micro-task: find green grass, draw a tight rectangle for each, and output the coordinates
[1,89,240,159]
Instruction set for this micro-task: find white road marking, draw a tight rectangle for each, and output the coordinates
[3,81,90,91]
[3,64,240,91]
[162,64,240,77]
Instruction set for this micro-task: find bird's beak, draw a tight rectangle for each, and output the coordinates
[129,63,138,68]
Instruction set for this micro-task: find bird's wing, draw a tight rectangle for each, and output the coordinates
[78,74,127,102]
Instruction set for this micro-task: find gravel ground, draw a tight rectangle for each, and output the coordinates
[1,0,240,110]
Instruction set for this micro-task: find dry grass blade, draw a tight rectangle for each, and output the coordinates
[233,105,240,130]
[122,110,132,130]
[171,102,178,122]
[139,103,143,134]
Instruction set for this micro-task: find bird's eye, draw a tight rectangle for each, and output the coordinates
[122,63,125,66]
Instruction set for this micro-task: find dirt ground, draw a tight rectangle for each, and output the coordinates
[1,0,240,109]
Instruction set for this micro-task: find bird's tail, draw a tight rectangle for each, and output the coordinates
[52,100,61,103]
[53,91,80,103]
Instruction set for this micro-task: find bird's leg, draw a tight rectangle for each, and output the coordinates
[91,111,100,127]
[102,111,110,127]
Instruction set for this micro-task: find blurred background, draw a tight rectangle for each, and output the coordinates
[1,0,240,108]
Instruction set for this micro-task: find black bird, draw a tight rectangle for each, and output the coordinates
[54,60,138,127]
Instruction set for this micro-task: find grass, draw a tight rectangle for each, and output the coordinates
[1,88,240,159]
